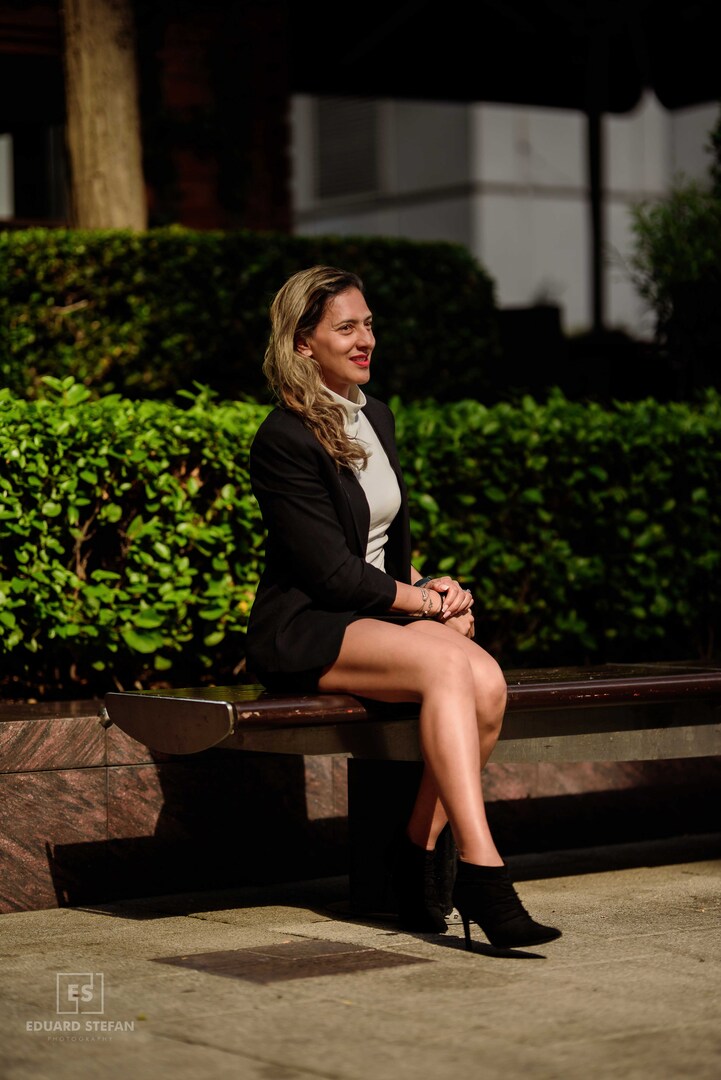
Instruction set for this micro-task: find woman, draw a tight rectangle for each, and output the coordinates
[246,265,561,950]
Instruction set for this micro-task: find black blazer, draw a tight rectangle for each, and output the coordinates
[246,395,412,684]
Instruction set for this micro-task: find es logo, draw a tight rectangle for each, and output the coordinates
[56,973,104,1015]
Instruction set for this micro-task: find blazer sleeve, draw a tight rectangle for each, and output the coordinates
[250,416,397,614]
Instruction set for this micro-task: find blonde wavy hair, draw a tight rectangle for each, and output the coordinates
[262,265,369,471]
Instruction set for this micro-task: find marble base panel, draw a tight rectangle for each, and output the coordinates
[483,758,721,856]
[483,757,721,801]
[323,754,721,819]
[487,783,721,856]
[0,769,108,913]
[50,754,348,908]
[7,753,350,913]
[0,702,104,773]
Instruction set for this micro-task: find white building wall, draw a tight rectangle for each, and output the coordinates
[469,103,589,330]
[670,102,719,180]
[291,95,474,246]
[290,92,719,339]
[605,93,669,335]
[391,101,470,193]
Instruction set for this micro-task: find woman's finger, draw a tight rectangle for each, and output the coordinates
[444,586,474,617]
[427,578,474,618]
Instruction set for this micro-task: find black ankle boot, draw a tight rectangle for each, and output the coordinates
[452,861,562,949]
[390,834,448,934]
[434,823,458,917]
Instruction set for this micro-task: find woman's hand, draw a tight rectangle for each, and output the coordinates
[427,577,474,621]
[444,610,475,639]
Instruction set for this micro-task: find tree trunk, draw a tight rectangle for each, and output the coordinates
[61,0,147,229]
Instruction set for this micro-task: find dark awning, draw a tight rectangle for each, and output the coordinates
[289,0,719,114]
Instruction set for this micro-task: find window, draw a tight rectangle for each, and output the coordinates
[316,97,379,200]
[0,124,68,226]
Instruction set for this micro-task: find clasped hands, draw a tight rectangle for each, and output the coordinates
[426,576,475,639]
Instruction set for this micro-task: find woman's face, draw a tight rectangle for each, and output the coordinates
[297,287,375,398]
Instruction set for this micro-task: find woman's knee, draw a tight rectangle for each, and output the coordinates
[474,658,508,725]
[491,663,508,713]
[418,638,476,697]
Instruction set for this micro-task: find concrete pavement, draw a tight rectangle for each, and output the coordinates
[1,833,720,1080]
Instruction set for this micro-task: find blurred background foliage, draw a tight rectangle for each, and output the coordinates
[0,228,500,405]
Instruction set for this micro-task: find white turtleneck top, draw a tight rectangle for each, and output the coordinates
[325,386,402,572]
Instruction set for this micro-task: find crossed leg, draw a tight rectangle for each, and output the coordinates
[317,618,508,866]
[401,620,507,851]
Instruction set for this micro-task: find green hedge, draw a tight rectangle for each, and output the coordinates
[0,226,500,404]
[0,379,268,697]
[1,382,719,697]
[397,390,721,663]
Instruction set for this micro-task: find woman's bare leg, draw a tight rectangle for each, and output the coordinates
[317,619,503,866]
[404,770,450,851]
[402,621,507,850]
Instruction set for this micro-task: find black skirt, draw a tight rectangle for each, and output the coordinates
[254,612,420,693]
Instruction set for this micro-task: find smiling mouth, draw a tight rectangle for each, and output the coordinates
[351,356,370,367]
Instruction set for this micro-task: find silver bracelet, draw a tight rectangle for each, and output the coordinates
[411,587,429,617]
[426,591,443,619]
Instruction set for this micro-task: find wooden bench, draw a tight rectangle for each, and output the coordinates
[103,660,721,912]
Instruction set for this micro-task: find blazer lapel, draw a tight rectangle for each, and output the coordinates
[337,467,370,556]
[363,400,406,495]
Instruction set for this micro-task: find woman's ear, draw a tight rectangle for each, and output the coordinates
[295,335,313,358]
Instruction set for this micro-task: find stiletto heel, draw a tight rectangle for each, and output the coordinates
[453,861,562,949]
[461,913,472,951]
[390,833,448,934]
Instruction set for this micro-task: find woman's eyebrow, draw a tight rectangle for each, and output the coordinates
[332,315,373,327]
